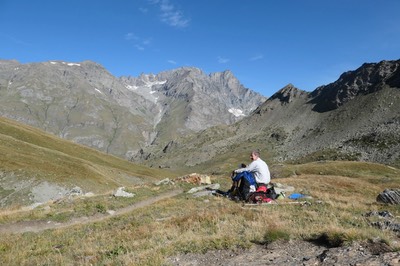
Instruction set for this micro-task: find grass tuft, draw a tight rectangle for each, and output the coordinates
[261,227,291,244]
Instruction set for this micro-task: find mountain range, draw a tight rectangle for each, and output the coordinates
[138,60,400,171]
[0,60,265,161]
[0,59,399,173]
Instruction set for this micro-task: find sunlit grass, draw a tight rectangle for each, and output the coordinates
[1,134,400,266]
[0,116,177,208]
[0,185,173,225]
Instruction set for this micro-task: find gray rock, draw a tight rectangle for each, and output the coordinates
[113,187,135,198]
[377,189,400,205]
[187,183,220,194]
[371,220,400,233]
[67,186,83,197]
[155,178,174,186]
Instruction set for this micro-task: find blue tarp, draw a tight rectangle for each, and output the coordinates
[288,193,307,200]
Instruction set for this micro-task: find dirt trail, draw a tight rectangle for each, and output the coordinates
[0,189,183,234]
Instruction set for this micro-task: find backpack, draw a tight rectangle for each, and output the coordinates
[248,185,278,203]
[232,171,257,201]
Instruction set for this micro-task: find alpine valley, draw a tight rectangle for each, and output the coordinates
[1,59,400,265]
[1,59,399,173]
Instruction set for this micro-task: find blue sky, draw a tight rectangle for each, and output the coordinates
[1,0,399,96]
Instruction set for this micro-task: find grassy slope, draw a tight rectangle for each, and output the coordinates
[0,116,177,206]
[0,159,399,265]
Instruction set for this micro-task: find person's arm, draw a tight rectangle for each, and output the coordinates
[235,161,256,174]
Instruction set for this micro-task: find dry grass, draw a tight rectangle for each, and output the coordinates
[0,160,399,265]
[0,116,176,208]
[0,117,399,264]
[0,116,174,179]
[0,185,169,225]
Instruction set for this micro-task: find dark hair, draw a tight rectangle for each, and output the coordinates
[240,163,247,168]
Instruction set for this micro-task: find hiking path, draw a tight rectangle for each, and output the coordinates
[0,189,183,234]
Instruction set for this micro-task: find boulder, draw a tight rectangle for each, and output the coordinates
[113,187,135,198]
[155,178,174,186]
[187,183,220,194]
[376,189,400,205]
[175,173,211,185]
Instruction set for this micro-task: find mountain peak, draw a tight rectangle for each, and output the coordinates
[269,83,307,103]
[172,67,204,76]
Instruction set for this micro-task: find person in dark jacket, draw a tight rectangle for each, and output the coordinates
[231,170,257,201]
[219,163,257,201]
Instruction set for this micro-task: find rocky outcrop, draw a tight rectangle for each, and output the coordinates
[167,240,400,265]
[269,83,308,104]
[310,60,400,112]
[377,189,400,205]
[365,210,400,236]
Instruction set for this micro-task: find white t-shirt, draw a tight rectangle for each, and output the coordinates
[235,158,270,184]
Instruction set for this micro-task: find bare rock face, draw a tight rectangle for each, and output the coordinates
[0,61,265,160]
[120,67,266,134]
[311,60,400,112]
[377,189,400,205]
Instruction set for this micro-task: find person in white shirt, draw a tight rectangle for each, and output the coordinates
[234,150,271,189]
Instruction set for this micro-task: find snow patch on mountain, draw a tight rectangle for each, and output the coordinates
[124,78,166,104]
[49,61,81,67]
[228,108,245,117]
[126,85,138,90]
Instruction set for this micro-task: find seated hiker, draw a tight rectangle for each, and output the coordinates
[234,150,271,192]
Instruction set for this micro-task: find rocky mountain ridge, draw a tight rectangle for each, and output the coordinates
[120,67,265,133]
[142,59,400,170]
[0,60,266,159]
[311,60,400,112]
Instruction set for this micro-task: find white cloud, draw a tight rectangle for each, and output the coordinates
[218,56,230,64]
[125,33,139,41]
[167,60,177,64]
[250,54,264,61]
[125,33,152,51]
[150,0,190,28]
